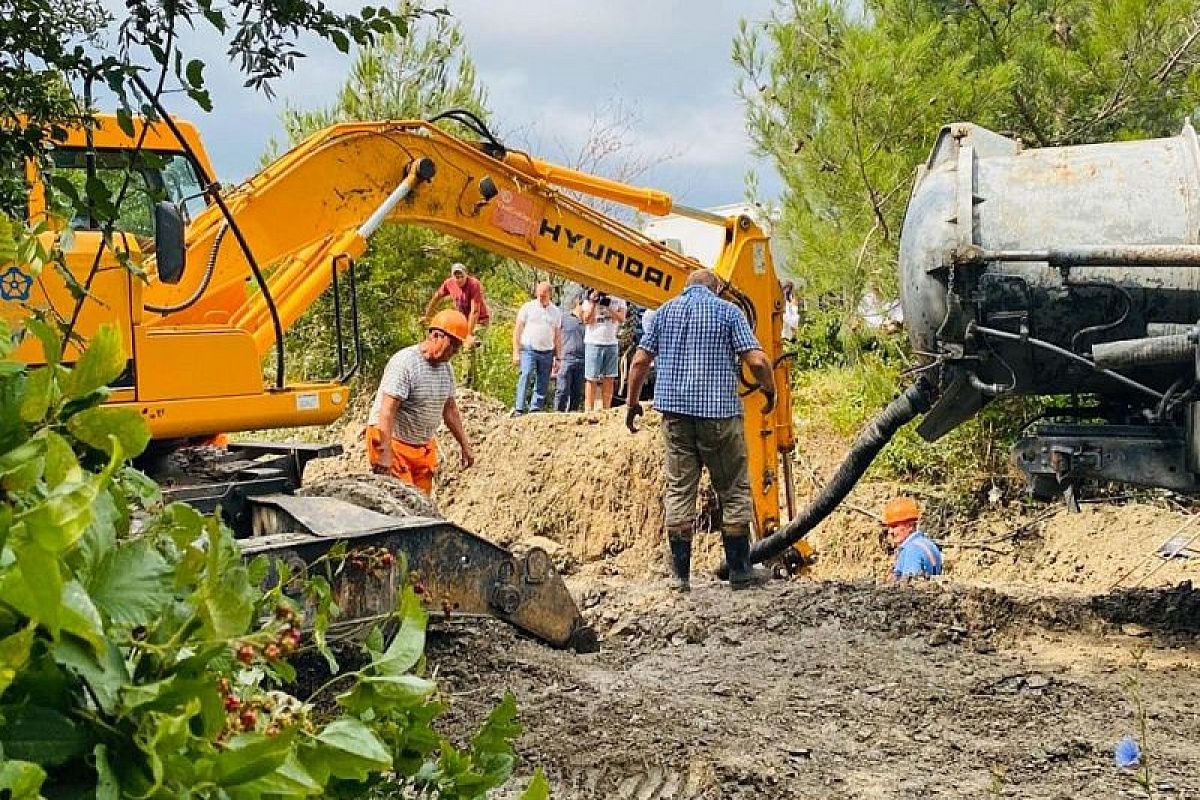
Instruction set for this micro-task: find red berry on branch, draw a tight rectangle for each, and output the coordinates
[224,695,241,712]
[264,643,281,661]
[239,709,257,730]
[236,644,256,665]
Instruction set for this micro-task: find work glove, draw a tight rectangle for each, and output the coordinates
[625,401,644,434]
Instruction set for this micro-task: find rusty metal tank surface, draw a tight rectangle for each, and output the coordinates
[901,122,1200,394]
[898,122,1200,495]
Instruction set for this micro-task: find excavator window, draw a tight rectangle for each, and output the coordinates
[44,149,206,237]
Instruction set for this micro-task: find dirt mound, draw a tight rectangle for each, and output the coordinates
[300,474,437,518]
[436,408,707,579]
[301,390,1200,593]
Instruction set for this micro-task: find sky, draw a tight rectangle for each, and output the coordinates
[160,0,783,210]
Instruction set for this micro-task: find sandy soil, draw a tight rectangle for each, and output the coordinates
[296,393,1200,798]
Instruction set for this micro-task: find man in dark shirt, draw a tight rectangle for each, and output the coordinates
[554,295,586,411]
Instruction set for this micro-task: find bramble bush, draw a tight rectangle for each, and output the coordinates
[0,313,544,798]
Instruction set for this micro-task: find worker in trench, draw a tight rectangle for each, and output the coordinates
[366,309,476,493]
[881,497,943,580]
[624,269,777,592]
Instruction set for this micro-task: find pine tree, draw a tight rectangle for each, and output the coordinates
[271,3,503,384]
[737,0,1200,313]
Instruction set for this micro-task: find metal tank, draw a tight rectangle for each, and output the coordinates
[898,122,1200,497]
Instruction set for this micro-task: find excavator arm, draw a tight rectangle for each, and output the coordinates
[143,119,795,536]
[15,116,796,537]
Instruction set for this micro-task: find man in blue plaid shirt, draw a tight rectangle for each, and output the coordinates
[625,270,777,591]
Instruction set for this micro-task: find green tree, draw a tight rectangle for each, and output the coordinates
[736,0,1200,314]
[271,3,516,389]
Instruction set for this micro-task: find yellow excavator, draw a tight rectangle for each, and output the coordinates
[3,105,803,648]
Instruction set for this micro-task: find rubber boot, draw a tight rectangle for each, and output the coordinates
[668,536,692,592]
[723,534,768,591]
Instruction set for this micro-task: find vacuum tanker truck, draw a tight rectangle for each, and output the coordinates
[738,121,1200,568]
[900,121,1200,503]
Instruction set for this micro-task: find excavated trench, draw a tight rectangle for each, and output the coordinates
[298,392,1200,798]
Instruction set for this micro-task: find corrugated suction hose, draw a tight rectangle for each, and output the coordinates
[717,378,936,578]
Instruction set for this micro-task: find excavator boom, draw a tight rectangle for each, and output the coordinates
[126,118,795,535]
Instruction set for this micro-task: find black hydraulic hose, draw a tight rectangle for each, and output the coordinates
[145,224,226,314]
[717,378,936,577]
[427,108,505,153]
[133,74,287,390]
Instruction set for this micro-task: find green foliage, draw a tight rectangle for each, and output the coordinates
[0,313,533,797]
[466,320,519,402]
[273,1,487,150]
[738,0,1200,308]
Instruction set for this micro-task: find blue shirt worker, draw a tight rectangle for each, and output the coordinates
[624,270,778,592]
[882,496,943,580]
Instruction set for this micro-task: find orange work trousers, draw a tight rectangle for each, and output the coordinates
[365,425,438,494]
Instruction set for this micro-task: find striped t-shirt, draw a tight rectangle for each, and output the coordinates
[368,345,455,445]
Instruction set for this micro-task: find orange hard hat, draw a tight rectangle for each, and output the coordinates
[882,496,920,526]
[428,308,469,342]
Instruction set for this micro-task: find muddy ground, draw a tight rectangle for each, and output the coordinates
[297,393,1200,798]
[430,579,1200,799]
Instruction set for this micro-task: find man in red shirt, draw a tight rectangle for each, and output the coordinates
[425,263,489,349]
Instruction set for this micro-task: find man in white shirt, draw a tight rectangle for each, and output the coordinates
[511,281,563,415]
[581,289,627,410]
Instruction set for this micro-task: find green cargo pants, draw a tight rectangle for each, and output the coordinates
[662,412,753,538]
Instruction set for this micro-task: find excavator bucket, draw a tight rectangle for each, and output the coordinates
[243,495,594,650]
[157,443,596,651]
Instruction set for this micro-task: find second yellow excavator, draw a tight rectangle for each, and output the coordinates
[3,105,806,647]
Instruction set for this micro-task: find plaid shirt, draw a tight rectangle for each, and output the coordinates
[638,284,761,418]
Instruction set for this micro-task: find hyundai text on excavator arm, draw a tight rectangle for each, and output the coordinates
[3,111,802,647]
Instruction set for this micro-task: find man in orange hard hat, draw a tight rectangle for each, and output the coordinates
[882,497,943,581]
[366,309,475,494]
